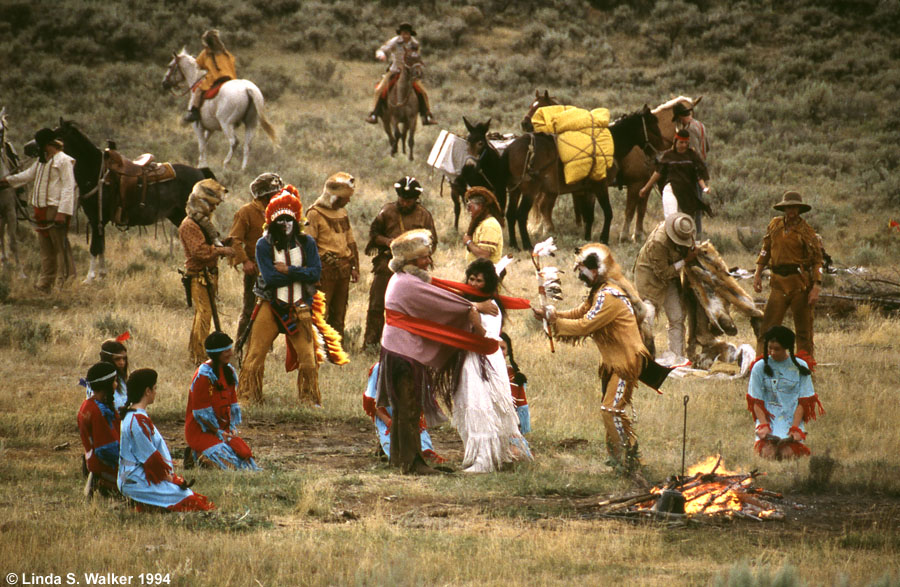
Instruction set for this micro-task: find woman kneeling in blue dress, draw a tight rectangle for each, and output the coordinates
[118,368,215,512]
[747,326,824,460]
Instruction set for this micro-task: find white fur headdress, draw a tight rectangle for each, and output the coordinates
[389,229,433,273]
[574,242,612,279]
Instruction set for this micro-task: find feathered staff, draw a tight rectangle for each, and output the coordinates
[532,237,563,352]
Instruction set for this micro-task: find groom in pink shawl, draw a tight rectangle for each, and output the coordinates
[378,229,498,474]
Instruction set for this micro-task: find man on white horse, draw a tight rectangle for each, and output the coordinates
[184,30,237,123]
[366,22,436,126]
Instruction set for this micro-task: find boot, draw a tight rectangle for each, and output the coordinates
[416,93,437,125]
[183,107,200,123]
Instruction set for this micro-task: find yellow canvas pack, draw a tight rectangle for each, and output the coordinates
[532,105,615,184]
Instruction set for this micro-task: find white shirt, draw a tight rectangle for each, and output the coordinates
[6,151,77,215]
[376,35,420,74]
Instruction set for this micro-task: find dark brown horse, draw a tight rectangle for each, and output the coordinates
[491,91,664,250]
[619,96,699,241]
[381,54,422,160]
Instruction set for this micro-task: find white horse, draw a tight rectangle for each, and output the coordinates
[162,49,277,170]
[0,106,26,278]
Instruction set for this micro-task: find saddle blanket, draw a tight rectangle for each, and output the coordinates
[531,105,615,184]
[427,130,516,179]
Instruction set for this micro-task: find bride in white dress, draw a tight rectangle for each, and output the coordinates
[454,259,532,473]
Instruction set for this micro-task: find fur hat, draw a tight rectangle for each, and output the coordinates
[318,172,355,207]
[201,29,226,53]
[389,228,433,273]
[265,188,303,224]
[186,178,227,218]
[394,176,423,199]
[250,172,284,200]
[665,213,696,247]
[396,22,416,36]
[773,190,811,213]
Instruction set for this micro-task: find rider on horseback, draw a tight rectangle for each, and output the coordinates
[366,23,436,126]
[184,30,237,123]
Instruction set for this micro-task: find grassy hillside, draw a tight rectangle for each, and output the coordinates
[1,1,899,585]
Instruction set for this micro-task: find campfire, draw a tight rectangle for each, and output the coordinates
[583,455,786,523]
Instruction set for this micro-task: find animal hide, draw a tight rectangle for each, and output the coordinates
[683,240,762,337]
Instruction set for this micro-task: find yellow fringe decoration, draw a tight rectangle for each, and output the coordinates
[310,290,350,365]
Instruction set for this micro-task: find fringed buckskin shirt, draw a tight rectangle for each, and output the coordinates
[306,197,359,270]
[633,221,686,307]
[552,282,650,382]
[228,198,266,266]
[366,202,437,266]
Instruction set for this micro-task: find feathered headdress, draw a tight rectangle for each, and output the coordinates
[265,185,304,226]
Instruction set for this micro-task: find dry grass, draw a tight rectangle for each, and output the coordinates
[1,12,899,587]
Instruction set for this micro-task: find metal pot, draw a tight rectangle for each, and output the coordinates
[653,488,686,514]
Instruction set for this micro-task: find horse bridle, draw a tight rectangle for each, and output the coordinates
[640,114,660,157]
[165,56,192,97]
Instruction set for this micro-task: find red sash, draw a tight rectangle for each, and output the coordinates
[429,277,531,310]
[385,309,499,355]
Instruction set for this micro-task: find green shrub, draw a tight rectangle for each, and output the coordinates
[0,316,52,354]
[94,314,132,338]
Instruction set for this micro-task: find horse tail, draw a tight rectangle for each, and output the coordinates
[246,86,277,145]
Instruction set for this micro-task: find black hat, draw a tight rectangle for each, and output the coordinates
[34,128,61,150]
[394,176,423,199]
[396,22,416,36]
[672,102,693,120]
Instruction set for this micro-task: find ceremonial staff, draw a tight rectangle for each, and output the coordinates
[531,237,562,352]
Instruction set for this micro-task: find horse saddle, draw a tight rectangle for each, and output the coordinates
[103,149,175,224]
[203,77,231,100]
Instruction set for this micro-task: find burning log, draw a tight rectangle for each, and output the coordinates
[588,455,787,522]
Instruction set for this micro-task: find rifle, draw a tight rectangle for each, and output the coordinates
[201,267,222,332]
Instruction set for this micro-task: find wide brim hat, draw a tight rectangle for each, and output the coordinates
[396,22,416,36]
[773,190,811,213]
[34,127,63,150]
[665,213,696,247]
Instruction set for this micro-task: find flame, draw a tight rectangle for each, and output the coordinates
[639,455,783,519]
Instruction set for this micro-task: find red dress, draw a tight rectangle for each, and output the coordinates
[185,361,238,453]
[77,397,120,483]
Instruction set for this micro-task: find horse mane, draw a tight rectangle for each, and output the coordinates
[651,96,693,115]
[57,120,100,154]
[610,108,646,126]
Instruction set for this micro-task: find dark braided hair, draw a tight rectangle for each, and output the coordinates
[119,368,158,419]
[204,331,237,387]
[86,362,117,408]
[499,332,527,386]
[762,325,811,377]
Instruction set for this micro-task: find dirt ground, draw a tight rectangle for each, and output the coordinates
[115,417,900,537]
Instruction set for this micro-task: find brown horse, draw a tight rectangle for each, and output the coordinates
[381,55,422,160]
[619,96,701,242]
[502,91,664,249]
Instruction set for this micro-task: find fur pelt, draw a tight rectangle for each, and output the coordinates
[186,178,227,217]
[683,240,762,336]
[315,172,355,209]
